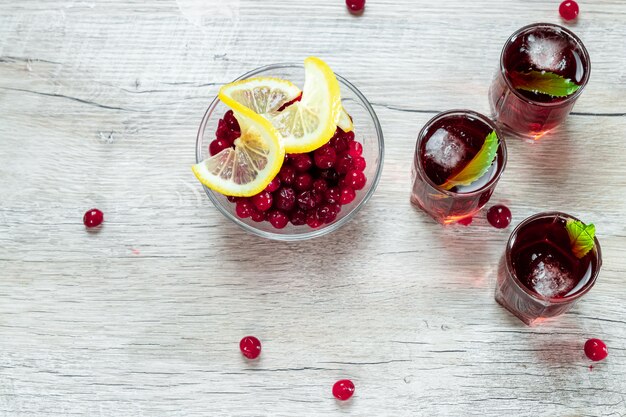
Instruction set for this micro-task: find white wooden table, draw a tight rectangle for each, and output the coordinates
[1,1,625,416]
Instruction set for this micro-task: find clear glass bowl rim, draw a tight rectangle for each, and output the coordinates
[195,62,385,241]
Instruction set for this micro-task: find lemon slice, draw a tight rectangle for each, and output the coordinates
[219,77,301,115]
[267,57,342,153]
[192,105,284,197]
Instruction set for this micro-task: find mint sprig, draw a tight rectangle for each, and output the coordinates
[511,70,581,98]
[441,131,499,191]
[565,219,596,258]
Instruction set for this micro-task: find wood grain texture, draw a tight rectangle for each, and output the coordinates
[1,1,625,416]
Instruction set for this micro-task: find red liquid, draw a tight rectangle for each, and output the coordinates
[411,111,505,224]
[489,24,589,139]
[496,213,600,325]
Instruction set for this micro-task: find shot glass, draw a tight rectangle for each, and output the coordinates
[489,23,590,140]
[410,110,506,224]
[495,212,602,325]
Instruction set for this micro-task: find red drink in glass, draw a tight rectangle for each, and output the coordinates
[489,23,590,140]
[410,110,506,224]
[495,212,601,325]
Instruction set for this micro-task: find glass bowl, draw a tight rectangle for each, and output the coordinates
[195,63,384,241]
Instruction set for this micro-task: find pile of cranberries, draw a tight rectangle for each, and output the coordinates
[210,111,367,230]
[209,109,241,156]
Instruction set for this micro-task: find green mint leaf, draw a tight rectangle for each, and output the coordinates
[441,131,499,191]
[565,219,596,258]
[512,70,581,98]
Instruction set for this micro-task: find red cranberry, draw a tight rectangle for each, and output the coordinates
[227,129,241,143]
[340,187,356,205]
[330,135,349,153]
[216,119,230,141]
[352,156,366,171]
[314,145,337,169]
[318,203,340,223]
[83,208,104,228]
[251,190,273,212]
[311,189,323,206]
[294,173,313,191]
[274,187,296,211]
[347,141,363,158]
[487,204,512,229]
[559,0,579,20]
[250,210,265,222]
[279,165,296,185]
[265,177,281,192]
[336,154,353,175]
[332,379,355,401]
[584,338,608,362]
[325,187,341,204]
[227,196,239,203]
[290,209,307,226]
[297,190,317,210]
[239,336,261,359]
[306,210,323,228]
[235,199,254,218]
[267,210,289,229]
[224,109,240,132]
[342,130,355,141]
[313,179,328,193]
[209,138,231,156]
[344,170,366,190]
[291,154,313,173]
[345,0,365,14]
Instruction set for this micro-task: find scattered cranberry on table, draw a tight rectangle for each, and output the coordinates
[83,208,104,228]
[487,204,512,229]
[559,0,579,21]
[584,338,608,362]
[239,336,262,359]
[332,379,355,401]
[346,0,365,14]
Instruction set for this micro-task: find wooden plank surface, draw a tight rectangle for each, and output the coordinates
[1,1,625,416]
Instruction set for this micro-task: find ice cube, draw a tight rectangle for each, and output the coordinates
[525,33,567,72]
[424,128,468,170]
[526,253,576,298]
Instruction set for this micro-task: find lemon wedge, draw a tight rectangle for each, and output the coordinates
[192,105,284,197]
[336,107,353,133]
[267,57,342,153]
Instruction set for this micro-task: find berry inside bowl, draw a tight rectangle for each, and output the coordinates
[195,63,384,241]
